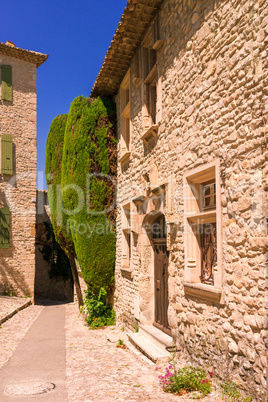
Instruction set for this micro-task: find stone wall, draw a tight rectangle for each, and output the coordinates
[0,55,37,297]
[114,0,267,399]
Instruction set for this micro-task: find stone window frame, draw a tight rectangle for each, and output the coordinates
[140,17,162,144]
[183,160,223,302]
[121,201,133,277]
[119,70,131,165]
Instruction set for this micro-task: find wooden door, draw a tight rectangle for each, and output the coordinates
[153,240,170,335]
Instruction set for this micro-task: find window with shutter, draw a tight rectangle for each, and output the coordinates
[134,48,141,84]
[119,70,131,164]
[0,207,10,248]
[1,65,13,102]
[183,160,223,302]
[1,134,13,175]
[152,14,164,50]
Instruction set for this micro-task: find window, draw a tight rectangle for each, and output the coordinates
[141,14,162,143]
[152,14,164,50]
[183,160,222,301]
[122,202,132,271]
[144,48,157,126]
[1,65,13,102]
[1,134,13,174]
[0,207,10,248]
[119,71,131,164]
[202,180,216,210]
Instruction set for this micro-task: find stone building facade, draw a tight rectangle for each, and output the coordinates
[92,0,267,399]
[0,41,48,298]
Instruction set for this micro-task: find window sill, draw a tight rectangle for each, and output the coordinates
[120,266,133,279]
[119,151,131,165]
[183,282,222,303]
[122,102,130,118]
[133,77,141,85]
[144,64,157,85]
[152,39,164,50]
[187,210,216,224]
[141,124,158,143]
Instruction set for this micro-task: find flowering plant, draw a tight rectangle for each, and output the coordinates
[158,365,212,397]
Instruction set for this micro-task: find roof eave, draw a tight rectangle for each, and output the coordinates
[0,43,49,68]
[91,0,163,97]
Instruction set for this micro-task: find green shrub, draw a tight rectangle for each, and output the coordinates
[158,366,212,397]
[82,287,116,328]
[45,114,75,260]
[220,382,252,402]
[45,114,83,306]
[61,96,117,295]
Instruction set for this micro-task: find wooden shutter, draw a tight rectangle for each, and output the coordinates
[1,134,13,174]
[134,48,141,81]
[0,207,10,248]
[152,15,160,46]
[1,65,13,102]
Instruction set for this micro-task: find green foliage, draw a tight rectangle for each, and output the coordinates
[2,290,16,297]
[45,114,75,257]
[158,366,212,397]
[61,96,117,295]
[82,287,115,328]
[220,382,252,402]
[39,221,72,281]
[45,96,117,296]
[117,338,124,347]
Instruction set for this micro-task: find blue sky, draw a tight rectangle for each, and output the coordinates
[1,0,127,189]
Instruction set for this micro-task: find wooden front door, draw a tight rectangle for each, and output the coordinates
[153,240,170,335]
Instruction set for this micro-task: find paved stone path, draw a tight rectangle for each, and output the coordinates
[0,303,43,370]
[0,299,223,401]
[0,296,31,324]
[65,303,222,401]
[0,303,67,401]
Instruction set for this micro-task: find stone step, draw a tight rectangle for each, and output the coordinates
[127,332,171,365]
[139,324,173,353]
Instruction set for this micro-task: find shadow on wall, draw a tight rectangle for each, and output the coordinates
[34,190,74,302]
[0,188,32,296]
[0,259,31,296]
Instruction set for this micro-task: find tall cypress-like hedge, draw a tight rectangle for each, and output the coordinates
[45,114,83,306]
[45,115,69,246]
[61,96,117,295]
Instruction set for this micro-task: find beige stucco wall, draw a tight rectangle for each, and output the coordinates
[115,0,267,399]
[0,54,37,297]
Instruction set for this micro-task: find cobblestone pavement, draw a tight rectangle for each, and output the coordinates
[0,300,223,401]
[0,296,31,324]
[0,304,43,369]
[65,303,223,401]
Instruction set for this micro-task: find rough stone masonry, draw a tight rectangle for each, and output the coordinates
[0,42,48,298]
[93,0,268,400]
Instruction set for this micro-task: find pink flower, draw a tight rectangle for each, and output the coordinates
[209,371,214,377]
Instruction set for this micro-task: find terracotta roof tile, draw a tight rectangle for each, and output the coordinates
[0,42,48,68]
[91,0,162,97]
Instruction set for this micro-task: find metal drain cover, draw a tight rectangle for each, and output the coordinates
[5,381,55,396]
